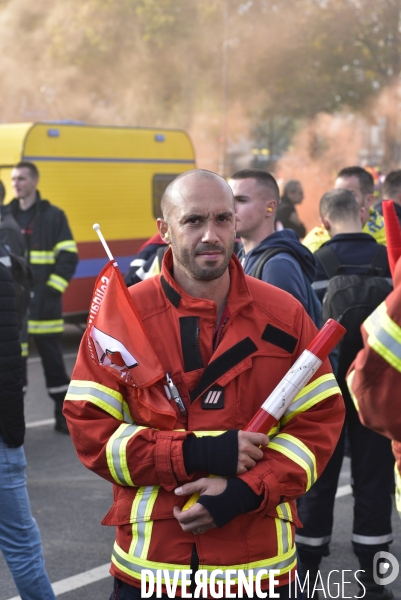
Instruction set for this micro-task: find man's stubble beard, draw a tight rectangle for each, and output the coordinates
[171,238,235,282]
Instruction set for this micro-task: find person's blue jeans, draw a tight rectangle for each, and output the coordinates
[0,436,55,600]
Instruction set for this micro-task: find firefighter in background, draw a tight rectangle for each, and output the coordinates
[348,256,401,523]
[9,162,78,433]
[64,169,344,599]
[303,166,386,253]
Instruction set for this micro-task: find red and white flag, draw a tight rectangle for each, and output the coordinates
[86,260,165,388]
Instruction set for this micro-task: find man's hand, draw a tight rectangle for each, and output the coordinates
[173,478,227,534]
[237,431,269,474]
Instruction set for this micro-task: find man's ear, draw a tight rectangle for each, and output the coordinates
[365,193,375,209]
[359,205,367,225]
[266,199,277,217]
[321,216,331,233]
[157,218,170,243]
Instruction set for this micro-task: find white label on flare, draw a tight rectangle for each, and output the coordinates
[261,350,322,420]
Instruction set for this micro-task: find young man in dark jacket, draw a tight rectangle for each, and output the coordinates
[228,169,318,317]
[0,262,55,599]
[9,161,78,433]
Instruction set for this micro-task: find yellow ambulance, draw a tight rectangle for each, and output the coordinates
[0,122,195,316]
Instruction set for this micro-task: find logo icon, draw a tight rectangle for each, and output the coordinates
[373,551,399,586]
[202,385,224,409]
[91,326,138,370]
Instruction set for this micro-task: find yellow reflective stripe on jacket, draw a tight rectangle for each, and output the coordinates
[394,459,401,518]
[269,433,317,491]
[281,374,340,426]
[364,302,401,372]
[65,380,133,423]
[346,370,359,412]
[30,250,55,264]
[47,273,69,293]
[193,430,225,437]
[21,342,29,357]
[112,541,296,585]
[275,502,293,556]
[129,486,159,558]
[53,239,78,255]
[28,319,64,334]
[106,423,146,486]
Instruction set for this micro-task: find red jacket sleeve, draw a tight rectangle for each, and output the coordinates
[64,332,192,492]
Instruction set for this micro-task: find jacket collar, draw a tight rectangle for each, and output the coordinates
[159,248,253,319]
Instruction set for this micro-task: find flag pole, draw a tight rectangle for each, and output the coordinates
[93,223,115,262]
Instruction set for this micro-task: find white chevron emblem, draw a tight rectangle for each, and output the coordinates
[204,390,222,404]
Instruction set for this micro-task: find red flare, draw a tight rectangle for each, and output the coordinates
[382,200,401,277]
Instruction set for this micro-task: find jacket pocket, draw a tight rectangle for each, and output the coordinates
[38,285,62,320]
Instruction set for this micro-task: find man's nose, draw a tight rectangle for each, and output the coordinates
[202,222,220,244]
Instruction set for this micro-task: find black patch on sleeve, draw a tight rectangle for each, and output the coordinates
[190,337,257,403]
[180,316,203,372]
[160,275,181,308]
[261,324,298,354]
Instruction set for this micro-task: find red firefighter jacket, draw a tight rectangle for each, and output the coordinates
[64,251,344,595]
[348,257,401,519]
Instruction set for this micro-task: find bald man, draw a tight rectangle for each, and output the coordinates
[64,169,344,600]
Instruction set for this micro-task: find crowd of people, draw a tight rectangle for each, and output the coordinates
[0,160,400,599]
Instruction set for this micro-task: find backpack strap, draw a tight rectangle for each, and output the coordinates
[314,245,343,279]
[369,245,389,276]
[250,247,290,280]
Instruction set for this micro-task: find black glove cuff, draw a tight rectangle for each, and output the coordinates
[183,430,238,477]
[197,478,263,528]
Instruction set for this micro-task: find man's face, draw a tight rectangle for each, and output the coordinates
[160,176,236,282]
[334,175,365,208]
[11,167,37,200]
[228,177,273,239]
[287,183,304,205]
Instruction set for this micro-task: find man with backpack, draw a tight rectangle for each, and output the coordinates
[303,166,386,253]
[296,188,395,600]
[228,169,321,327]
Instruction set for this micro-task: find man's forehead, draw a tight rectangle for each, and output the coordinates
[335,175,360,191]
[168,176,234,212]
[12,168,31,177]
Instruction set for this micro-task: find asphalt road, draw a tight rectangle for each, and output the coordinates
[1,325,400,599]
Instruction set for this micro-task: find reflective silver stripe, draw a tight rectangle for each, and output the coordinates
[66,384,132,422]
[112,542,296,584]
[130,258,145,267]
[351,533,393,545]
[0,255,11,267]
[284,377,339,420]
[311,280,328,291]
[130,486,159,558]
[48,384,69,394]
[370,320,401,362]
[135,267,146,281]
[295,534,331,546]
[110,425,141,485]
[269,435,317,488]
[277,518,290,554]
[278,502,291,521]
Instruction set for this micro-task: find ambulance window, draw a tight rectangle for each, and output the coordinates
[152,174,178,219]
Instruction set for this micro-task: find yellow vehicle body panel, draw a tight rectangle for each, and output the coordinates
[0,122,195,316]
[1,122,195,242]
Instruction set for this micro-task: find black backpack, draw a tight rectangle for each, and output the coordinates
[0,243,33,330]
[314,244,393,381]
[250,247,322,329]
